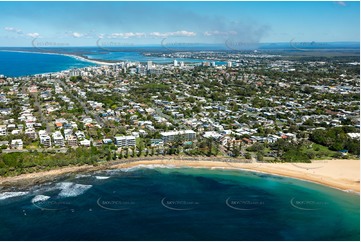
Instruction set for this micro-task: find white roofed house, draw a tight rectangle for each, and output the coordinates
[63,128,73,140]
[75,131,85,140]
[203,131,222,140]
[52,131,65,147]
[79,139,91,147]
[25,128,37,140]
[11,129,21,135]
[11,139,23,150]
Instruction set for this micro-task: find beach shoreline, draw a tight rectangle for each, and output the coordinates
[0,157,359,194]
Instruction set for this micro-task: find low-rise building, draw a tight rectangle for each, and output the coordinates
[11,139,23,150]
[39,130,52,147]
[52,131,65,147]
[114,136,136,147]
[0,125,7,136]
[79,139,91,147]
[66,135,78,147]
[150,139,164,147]
[160,130,196,143]
[25,128,37,139]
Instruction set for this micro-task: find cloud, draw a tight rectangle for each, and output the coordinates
[4,27,40,39]
[72,32,84,38]
[149,30,196,38]
[104,30,196,39]
[27,33,40,38]
[335,1,346,6]
[65,31,99,39]
[203,30,238,36]
[109,32,146,39]
[4,27,23,34]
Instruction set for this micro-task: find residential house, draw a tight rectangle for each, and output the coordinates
[11,139,23,150]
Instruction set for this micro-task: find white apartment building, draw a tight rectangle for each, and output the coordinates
[39,130,52,147]
[0,125,7,136]
[160,130,196,143]
[52,131,65,147]
[114,136,136,147]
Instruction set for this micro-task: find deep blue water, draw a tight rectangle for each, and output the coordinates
[0,167,359,241]
[0,51,96,77]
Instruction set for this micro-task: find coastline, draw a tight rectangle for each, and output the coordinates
[0,158,359,193]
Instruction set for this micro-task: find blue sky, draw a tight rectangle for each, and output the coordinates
[0,1,359,47]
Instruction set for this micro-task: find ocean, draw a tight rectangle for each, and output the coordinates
[0,51,96,77]
[0,167,359,241]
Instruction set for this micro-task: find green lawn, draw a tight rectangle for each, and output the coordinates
[301,143,337,159]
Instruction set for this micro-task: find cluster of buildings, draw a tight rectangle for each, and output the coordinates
[0,51,359,158]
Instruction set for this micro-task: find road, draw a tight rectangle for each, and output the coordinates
[55,79,105,127]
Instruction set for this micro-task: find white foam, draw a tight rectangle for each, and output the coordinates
[31,195,51,203]
[95,176,110,180]
[75,174,92,179]
[56,182,93,198]
[119,164,176,172]
[0,191,29,200]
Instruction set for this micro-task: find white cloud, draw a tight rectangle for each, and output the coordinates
[4,27,41,39]
[109,32,146,39]
[149,30,196,38]
[335,1,346,6]
[72,32,84,38]
[4,27,23,34]
[203,30,238,36]
[27,33,40,38]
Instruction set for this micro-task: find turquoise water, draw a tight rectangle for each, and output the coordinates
[0,167,359,240]
[0,51,96,77]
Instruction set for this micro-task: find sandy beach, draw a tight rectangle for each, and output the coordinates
[0,158,359,193]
